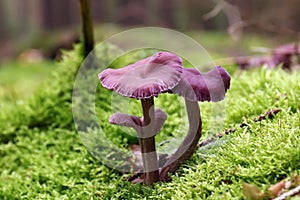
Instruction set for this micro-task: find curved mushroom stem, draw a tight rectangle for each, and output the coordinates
[159,99,202,181]
[140,97,159,185]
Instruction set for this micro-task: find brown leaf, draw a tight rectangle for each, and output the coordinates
[269,180,285,197]
[242,183,266,200]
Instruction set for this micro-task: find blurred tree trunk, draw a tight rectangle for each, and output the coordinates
[0,1,6,39]
[66,0,81,25]
[42,0,72,29]
[173,0,189,30]
[92,0,118,23]
[1,0,22,37]
[159,0,175,27]
[0,0,43,39]
[52,0,70,27]
[27,0,43,35]
[146,0,160,25]
[108,0,118,22]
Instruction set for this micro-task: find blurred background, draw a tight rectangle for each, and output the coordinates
[1,0,300,62]
[0,0,300,103]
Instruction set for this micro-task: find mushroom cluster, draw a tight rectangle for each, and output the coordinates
[235,43,300,70]
[98,51,231,185]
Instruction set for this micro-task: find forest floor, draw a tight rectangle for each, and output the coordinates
[0,30,299,199]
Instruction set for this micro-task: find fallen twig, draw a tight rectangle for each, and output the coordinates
[273,184,300,200]
[198,109,281,148]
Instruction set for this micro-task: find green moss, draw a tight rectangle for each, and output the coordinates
[0,44,300,199]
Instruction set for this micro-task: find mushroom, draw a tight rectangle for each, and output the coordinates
[98,52,183,185]
[235,56,276,69]
[272,43,299,70]
[159,66,231,180]
[109,109,167,173]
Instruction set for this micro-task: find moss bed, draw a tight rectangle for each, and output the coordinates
[0,44,299,199]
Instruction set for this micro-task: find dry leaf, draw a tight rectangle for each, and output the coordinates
[269,180,285,197]
[242,183,266,200]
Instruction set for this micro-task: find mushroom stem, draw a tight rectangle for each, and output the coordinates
[159,99,202,181]
[140,97,159,185]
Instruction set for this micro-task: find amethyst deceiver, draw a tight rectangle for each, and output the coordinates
[235,56,276,69]
[99,51,231,183]
[272,43,299,70]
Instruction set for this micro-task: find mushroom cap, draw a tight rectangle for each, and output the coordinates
[99,52,183,99]
[172,66,231,102]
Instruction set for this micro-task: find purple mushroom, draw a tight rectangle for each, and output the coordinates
[99,52,183,185]
[235,56,276,69]
[235,43,300,70]
[159,66,231,180]
[99,51,231,184]
[110,109,167,173]
[272,43,299,70]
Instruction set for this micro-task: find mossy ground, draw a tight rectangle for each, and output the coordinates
[0,42,299,199]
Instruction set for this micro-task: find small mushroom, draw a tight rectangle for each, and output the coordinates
[109,109,167,137]
[160,66,231,180]
[109,109,167,174]
[235,56,275,69]
[272,43,299,70]
[99,52,183,185]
